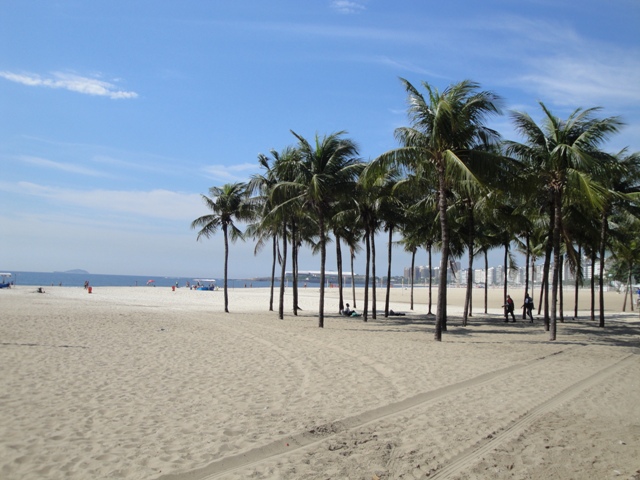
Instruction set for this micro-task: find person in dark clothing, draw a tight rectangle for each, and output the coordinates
[522,292,534,322]
[504,295,516,322]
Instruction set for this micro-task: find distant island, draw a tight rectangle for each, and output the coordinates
[54,269,90,274]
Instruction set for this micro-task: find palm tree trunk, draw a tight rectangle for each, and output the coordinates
[318,215,326,328]
[463,243,474,326]
[484,250,488,314]
[292,221,299,316]
[350,249,357,309]
[531,256,536,318]
[384,226,393,317]
[223,224,230,313]
[590,251,596,320]
[279,223,287,320]
[464,209,474,324]
[269,235,276,312]
[410,248,415,310]
[363,231,370,322]
[435,169,448,341]
[598,210,608,327]
[550,191,562,341]
[371,229,377,320]
[541,223,553,330]
[336,234,344,313]
[623,268,631,311]
[538,274,546,316]
[559,254,564,323]
[574,244,581,319]
[628,265,634,312]
[427,243,434,315]
[523,234,530,319]
[503,244,508,321]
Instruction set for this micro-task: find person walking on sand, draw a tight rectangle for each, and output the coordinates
[504,295,516,322]
[522,292,534,322]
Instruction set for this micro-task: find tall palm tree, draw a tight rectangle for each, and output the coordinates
[191,182,254,313]
[269,147,308,318]
[248,149,287,312]
[507,104,622,340]
[594,150,640,323]
[376,79,503,340]
[275,130,362,327]
[332,208,360,313]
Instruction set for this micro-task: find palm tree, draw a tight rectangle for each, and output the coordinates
[507,104,622,340]
[340,221,363,309]
[332,208,360,313]
[594,149,640,323]
[274,130,362,327]
[269,147,308,319]
[191,182,254,313]
[248,149,287,312]
[376,79,503,340]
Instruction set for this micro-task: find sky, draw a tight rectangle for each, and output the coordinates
[1,0,639,279]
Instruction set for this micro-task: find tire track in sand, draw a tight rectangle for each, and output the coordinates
[156,348,577,480]
[427,353,636,479]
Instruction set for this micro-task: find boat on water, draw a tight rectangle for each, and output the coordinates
[0,273,12,289]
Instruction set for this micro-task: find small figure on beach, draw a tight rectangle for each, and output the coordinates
[503,295,516,322]
[84,280,89,290]
[522,292,534,322]
[342,303,360,317]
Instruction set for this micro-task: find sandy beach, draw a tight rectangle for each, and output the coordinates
[1,285,638,479]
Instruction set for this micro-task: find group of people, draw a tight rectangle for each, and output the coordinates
[341,295,535,322]
[504,292,534,323]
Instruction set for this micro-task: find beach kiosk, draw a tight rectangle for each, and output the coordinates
[0,273,12,289]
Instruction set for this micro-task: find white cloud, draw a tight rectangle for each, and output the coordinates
[331,0,366,14]
[0,71,138,99]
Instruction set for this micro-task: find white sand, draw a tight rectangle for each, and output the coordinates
[0,285,638,480]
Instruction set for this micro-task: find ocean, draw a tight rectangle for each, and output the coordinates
[2,271,276,289]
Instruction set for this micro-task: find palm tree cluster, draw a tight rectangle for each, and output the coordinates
[192,79,640,341]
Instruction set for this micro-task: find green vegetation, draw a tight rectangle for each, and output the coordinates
[193,79,640,340]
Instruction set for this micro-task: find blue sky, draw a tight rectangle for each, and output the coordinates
[1,0,639,278]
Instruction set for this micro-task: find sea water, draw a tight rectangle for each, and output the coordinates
[2,271,276,288]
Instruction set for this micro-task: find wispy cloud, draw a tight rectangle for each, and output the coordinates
[18,155,109,177]
[516,53,640,107]
[0,71,138,99]
[366,55,451,79]
[0,181,201,221]
[331,0,367,14]
[201,163,257,183]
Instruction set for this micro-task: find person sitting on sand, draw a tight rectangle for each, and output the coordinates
[342,303,360,317]
[389,310,406,316]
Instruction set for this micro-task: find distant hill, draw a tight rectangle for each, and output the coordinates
[54,269,90,274]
